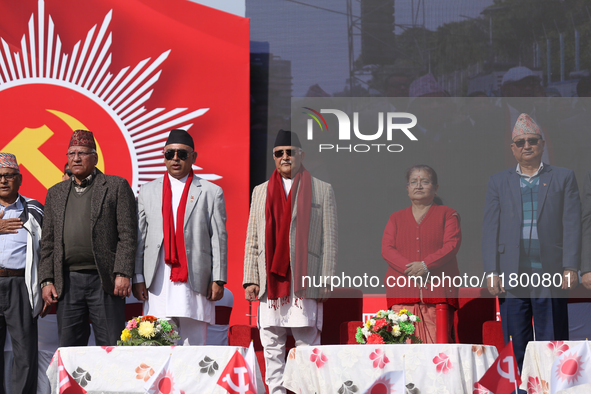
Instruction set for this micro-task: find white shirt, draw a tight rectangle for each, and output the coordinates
[516,162,544,182]
[281,177,292,196]
[0,197,27,269]
[144,174,214,323]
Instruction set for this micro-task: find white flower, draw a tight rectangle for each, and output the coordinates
[393,329,402,337]
[389,314,399,323]
[400,314,408,322]
[362,327,371,337]
[410,315,417,322]
[369,319,376,326]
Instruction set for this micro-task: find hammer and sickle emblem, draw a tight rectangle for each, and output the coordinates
[0,109,104,188]
[497,356,516,383]
[222,366,250,394]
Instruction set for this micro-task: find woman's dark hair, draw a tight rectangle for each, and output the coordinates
[405,164,443,205]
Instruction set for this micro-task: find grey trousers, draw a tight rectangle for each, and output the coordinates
[259,326,321,394]
[57,270,125,347]
[0,277,37,394]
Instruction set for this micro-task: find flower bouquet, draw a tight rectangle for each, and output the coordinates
[356,309,422,344]
[117,315,180,346]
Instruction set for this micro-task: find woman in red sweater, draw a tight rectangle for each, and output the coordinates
[382,165,461,343]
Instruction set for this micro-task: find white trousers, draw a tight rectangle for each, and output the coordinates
[171,317,208,346]
[259,326,321,394]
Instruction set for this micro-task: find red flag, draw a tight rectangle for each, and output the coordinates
[478,342,521,394]
[217,350,256,394]
[58,352,87,394]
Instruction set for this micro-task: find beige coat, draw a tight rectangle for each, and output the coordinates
[243,176,338,299]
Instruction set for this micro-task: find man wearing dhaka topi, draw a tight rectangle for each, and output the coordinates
[133,129,227,345]
[482,113,580,370]
[39,129,137,346]
[243,129,338,393]
[0,153,43,393]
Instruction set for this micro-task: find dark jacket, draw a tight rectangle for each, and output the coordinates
[482,164,581,284]
[38,169,137,297]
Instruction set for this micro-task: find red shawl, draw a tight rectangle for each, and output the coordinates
[265,166,312,301]
[162,171,194,282]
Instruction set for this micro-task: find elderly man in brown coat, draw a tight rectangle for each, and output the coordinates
[38,130,137,346]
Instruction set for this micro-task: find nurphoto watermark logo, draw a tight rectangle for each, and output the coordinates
[302,107,418,153]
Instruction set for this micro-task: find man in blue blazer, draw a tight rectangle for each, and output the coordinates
[482,113,580,370]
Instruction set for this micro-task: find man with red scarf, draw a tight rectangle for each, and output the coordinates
[133,129,227,345]
[243,130,338,393]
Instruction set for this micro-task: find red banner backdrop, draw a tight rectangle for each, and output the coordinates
[0,0,250,325]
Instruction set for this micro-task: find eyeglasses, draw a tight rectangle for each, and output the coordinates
[164,149,192,161]
[0,173,19,181]
[67,151,95,159]
[408,179,432,187]
[513,137,541,148]
[273,149,300,158]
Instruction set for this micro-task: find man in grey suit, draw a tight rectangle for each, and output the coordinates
[482,113,580,370]
[133,129,227,345]
[39,130,137,346]
[243,130,337,394]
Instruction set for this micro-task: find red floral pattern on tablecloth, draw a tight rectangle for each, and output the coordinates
[473,382,490,394]
[546,341,569,356]
[433,352,452,374]
[369,348,390,369]
[101,346,115,354]
[135,363,155,382]
[527,376,549,394]
[310,348,328,368]
[472,345,486,356]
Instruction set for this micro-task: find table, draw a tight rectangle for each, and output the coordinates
[521,340,591,393]
[46,346,265,394]
[283,344,498,394]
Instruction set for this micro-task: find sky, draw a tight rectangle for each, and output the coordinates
[248,0,494,96]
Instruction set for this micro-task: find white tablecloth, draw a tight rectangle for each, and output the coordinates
[521,340,591,393]
[283,344,498,394]
[46,346,265,394]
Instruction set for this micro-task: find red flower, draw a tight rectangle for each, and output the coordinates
[527,376,549,394]
[546,341,569,356]
[369,348,390,369]
[433,352,452,374]
[373,318,388,331]
[142,315,158,322]
[309,348,328,368]
[367,334,385,345]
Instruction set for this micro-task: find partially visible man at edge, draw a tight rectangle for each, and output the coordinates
[483,114,580,370]
[0,153,43,393]
[39,129,137,346]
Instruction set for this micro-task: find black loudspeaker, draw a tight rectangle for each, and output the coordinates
[360,0,396,65]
